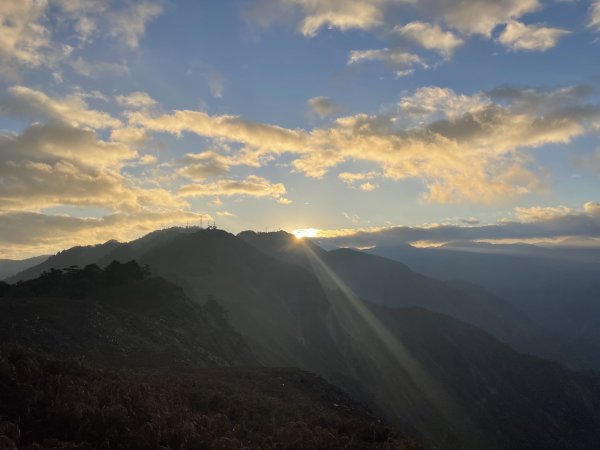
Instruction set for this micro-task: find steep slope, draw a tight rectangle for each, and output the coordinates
[0,346,416,450]
[0,261,254,367]
[0,255,49,280]
[239,231,600,369]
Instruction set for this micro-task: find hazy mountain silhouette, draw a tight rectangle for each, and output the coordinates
[0,261,254,367]
[239,231,600,370]
[367,242,600,341]
[0,254,49,280]
[8,227,600,448]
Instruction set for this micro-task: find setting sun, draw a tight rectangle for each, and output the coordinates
[292,228,319,239]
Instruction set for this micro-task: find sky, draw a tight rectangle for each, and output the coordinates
[1,0,600,258]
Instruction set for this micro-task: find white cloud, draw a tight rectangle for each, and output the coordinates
[348,48,426,75]
[248,0,542,37]
[116,91,157,109]
[394,21,464,58]
[0,0,51,77]
[179,175,289,203]
[0,85,121,129]
[179,151,233,180]
[129,84,600,204]
[398,86,489,120]
[498,21,570,51]
[589,0,600,32]
[108,2,163,49]
[360,182,376,191]
[0,1,163,77]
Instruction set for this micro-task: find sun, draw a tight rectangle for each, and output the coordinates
[292,228,319,239]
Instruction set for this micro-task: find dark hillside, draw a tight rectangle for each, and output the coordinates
[0,261,254,368]
[0,346,418,450]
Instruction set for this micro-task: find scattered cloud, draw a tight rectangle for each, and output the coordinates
[397,86,489,121]
[514,205,574,222]
[208,70,226,98]
[108,2,163,49]
[394,22,464,58]
[0,122,185,212]
[0,85,121,129]
[338,171,378,184]
[0,1,163,78]
[348,48,426,76]
[589,1,600,32]
[0,0,53,78]
[70,57,130,78]
[247,0,541,38]
[179,151,233,180]
[498,21,570,51]
[116,91,157,109]
[129,84,600,204]
[216,211,237,217]
[308,96,338,118]
[360,182,376,191]
[179,175,289,203]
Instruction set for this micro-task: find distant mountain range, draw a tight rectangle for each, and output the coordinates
[4,227,600,449]
[0,254,49,280]
[365,241,600,341]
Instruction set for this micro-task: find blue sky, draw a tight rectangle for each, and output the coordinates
[1,0,600,257]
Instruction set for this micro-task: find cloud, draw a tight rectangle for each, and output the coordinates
[360,182,376,191]
[246,0,393,37]
[110,127,149,147]
[179,175,289,203]
[0,209,209,259]
[108,2,163,49]
[0,1,163,78]
[348,48,426,76]
[589,1,600,32]
[397,86,489,120]
[338,171,378,184]
[0,85,121,129]
[498,21,570,51]
[208,71,226,98]
[310,201,600,249]
[308,96,338,118]
[394,22,464,58]
[248,0,541,38]
[70,57,130,78]
[179,151,233,180]
[0,122,186,212]
[116,91,157,109]
[129,84,600,204]
[0,0,52,77]
[423,0,540,37]
[514,205,575,222]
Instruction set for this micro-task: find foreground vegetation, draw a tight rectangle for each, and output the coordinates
[0,346,419,449]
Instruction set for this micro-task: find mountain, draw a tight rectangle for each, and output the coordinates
[0,346,416,450]
[0,261,254,368]
[0,255,49,280]
[239,231,600,370]
[366,242,600,341]
[10,227,600,448]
